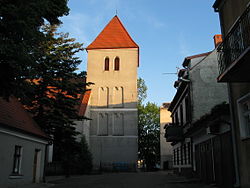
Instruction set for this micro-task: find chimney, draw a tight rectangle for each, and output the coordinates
[214,34,222,48]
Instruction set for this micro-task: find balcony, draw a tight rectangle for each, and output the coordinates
[217,5,250,82]
[164,123,183,142]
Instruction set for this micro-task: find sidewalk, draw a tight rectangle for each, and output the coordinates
[10,176,66,188]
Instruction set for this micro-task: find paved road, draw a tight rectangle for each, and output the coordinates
[47,171,213,188]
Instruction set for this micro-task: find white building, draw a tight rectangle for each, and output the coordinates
[0,97,48,187]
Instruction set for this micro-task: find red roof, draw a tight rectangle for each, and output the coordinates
[0,97,48,139]
[86,16,139,50]
[78,90,91,116]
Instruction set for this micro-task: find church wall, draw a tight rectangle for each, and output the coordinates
[86,48,138,171]
[87,48,138,108]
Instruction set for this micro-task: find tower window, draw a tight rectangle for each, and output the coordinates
[114,57,120,71]
[104,57,109,71]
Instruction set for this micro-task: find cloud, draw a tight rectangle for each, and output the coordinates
[88,0,121,12]
[134,9,166,29]
[146,16,165,28]
[61,13,91,45]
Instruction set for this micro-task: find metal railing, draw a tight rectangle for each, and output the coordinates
[218,5,250,74]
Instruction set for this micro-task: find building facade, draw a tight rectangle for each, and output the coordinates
[160,103,173,170]
[165,36,235,187]
[0,97,48,187]
[85,16,139,171]
[213,1,250,187]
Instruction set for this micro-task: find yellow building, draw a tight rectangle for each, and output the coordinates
[160,103,173,169]
[85,16,139,171]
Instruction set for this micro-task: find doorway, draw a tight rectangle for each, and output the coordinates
[33,149,41,183]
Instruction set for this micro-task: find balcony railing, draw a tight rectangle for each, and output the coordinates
[164,123,183,142]
[217,5,250,75]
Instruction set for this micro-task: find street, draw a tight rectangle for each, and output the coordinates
[44,171,213,188]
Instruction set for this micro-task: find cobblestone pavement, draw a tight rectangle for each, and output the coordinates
[17,171,215,188]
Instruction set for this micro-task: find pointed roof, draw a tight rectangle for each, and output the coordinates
[87,16,139,50]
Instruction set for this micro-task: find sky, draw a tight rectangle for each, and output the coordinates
[59,0,221,106]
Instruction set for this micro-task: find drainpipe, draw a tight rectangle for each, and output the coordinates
[227,83,240,187]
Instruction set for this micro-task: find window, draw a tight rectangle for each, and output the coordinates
[177,147,180,165]
[113,87,123,107]
[114,57,120,71]
[185,96,191,123]
[104,57,109,71]
[98,113,108,136]
[180,145,183,165]
[113,113,124,136]
[175,112,179,125]
[237,93,250,139]
[183,144,187,164]
[12,145,22,174]
[98,87,109,107]
[173,149,176,165]
[180,104,183,126]
[187,142,191,164]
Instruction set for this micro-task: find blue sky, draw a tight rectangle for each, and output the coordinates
[59,0,221,106]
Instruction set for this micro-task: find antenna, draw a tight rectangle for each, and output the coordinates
[162,67,180,75]
[162,73,177,75]
[116,9,118,15]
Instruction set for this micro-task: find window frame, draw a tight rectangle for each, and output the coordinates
[12,145,23,175]
[114,57,120,71]
[104,57,109,71]
[237,92,250,140]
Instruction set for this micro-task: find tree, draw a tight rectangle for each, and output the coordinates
[0,0,69,99]
[137,77,147,105]
[24,25,91,175]
[75,136,93,174]
[137,78,160,171]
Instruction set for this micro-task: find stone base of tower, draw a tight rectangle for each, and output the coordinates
[89,136,138,172]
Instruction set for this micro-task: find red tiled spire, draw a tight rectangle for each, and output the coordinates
[86,16,139,50]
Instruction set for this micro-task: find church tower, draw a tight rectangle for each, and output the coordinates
[86,16,139,171]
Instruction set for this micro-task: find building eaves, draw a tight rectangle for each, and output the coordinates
[213,0,224,11]
[169,82,188,112]
[182,51,212,67]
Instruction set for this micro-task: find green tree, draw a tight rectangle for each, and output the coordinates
[75,136,93,174]
[137,77,147,105]
[0,0,69,99]
[137,78,160,171]
[24,25,91,175]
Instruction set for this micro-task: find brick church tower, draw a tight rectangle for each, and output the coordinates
[86,16,139,170]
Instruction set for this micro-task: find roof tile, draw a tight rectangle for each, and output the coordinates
[87,16,139,50]
[78,90,91,116]
[0,97,48,139]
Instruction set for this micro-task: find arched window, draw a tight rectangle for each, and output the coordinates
[114,57,120,71]
[104,57,109,71]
